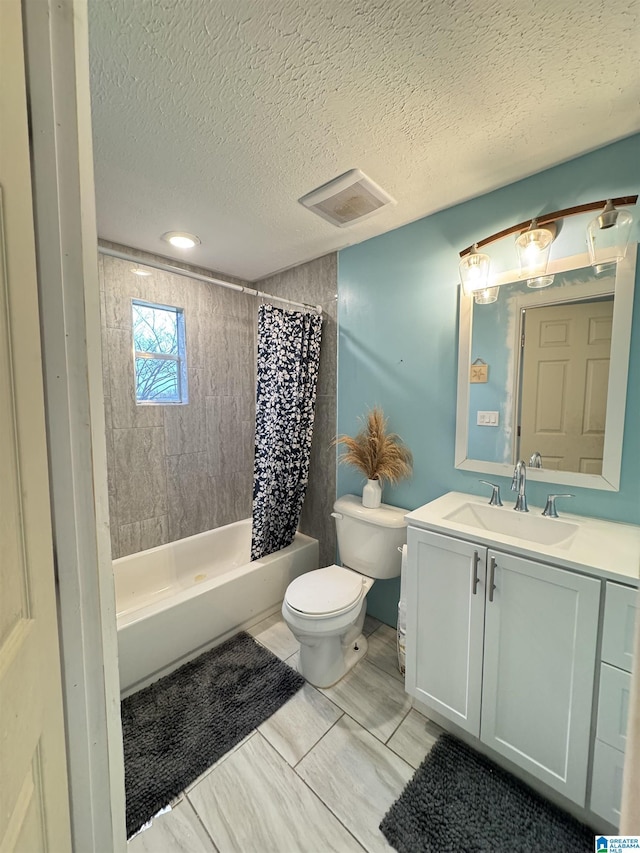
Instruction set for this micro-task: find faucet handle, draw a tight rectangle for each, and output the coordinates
[542,494,574,518]
[479,480,503,507]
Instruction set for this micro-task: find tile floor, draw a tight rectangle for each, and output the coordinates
[128,613,443,852]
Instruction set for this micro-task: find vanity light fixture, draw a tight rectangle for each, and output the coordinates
[515,220,556,281]
[459,244,491,297]
[587,199,634,274]
[459,195,637,300]
[161,231,201,249]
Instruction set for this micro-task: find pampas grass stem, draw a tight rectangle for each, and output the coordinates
[334,407,412,484]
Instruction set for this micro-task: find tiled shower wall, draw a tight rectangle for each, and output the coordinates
[258,254,338,568]
[99,244,255,559]
[99,243,338,563]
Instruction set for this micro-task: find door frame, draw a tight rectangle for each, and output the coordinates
[22,1,126,850]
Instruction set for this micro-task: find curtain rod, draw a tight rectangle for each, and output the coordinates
[98,246,323,314]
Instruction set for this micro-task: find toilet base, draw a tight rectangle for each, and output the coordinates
[299,631,368,689]
[338,632,369,684]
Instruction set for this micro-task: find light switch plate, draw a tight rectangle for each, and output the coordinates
[477,411,499,426]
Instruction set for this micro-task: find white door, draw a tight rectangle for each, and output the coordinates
[0,1,72,849]
[405,527,486,735]
[480,550,600,805]
[519,299,613,473]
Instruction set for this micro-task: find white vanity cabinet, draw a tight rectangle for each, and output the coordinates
[405,526,601,806]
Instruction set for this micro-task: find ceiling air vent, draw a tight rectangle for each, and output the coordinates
[299,169,396,228]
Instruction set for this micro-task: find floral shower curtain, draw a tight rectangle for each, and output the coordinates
[251,303,323,560]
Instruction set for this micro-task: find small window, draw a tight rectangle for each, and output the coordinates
[132,300,188,404]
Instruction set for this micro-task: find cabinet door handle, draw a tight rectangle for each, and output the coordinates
[488,556,497,602]
[471,551,480,595]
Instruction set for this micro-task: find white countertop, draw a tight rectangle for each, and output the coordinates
[405,492,640,586]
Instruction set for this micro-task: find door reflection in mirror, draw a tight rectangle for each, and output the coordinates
[467,265,615,472]
[519,296,613,475]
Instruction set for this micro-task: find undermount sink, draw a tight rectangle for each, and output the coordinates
[444,502,579,546]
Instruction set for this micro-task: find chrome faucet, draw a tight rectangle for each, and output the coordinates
[529,451,543,468]
[511,460,529,512]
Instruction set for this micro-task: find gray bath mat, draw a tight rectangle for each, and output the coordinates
[380,733,594,853]
[122,631,304,838]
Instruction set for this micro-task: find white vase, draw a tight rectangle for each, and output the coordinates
[362,478,382,509]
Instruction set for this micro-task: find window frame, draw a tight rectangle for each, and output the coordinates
[131,298,188,406]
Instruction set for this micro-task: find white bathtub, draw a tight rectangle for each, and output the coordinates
[114,519,318,695]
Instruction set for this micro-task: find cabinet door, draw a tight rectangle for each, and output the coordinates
[405,527,486,735]
[481,550,600,805]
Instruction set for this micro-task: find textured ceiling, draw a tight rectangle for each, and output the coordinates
[88,0,640,282]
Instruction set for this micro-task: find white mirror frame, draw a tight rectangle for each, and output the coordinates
[455,245,637,491]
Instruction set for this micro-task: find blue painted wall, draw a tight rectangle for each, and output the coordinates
[337,135,640,626]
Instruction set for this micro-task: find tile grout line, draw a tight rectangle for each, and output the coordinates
[184,797,221,853]
[295,706,415,773]
[283,736,369,853]
[189,785,242,853]
[385,738,417,769]
[290,712,412,852]
[291,709,346,770]
[184,764,240,851]
[383,704,413,746]
[364,620,384,638]
[312,664,413,744]
[184,730,259,795]
[364,652,405,685]
[339,709,416,768]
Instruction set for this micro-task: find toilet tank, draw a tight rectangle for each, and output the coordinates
[333,495,407,579]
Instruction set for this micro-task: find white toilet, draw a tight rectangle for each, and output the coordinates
[282,494,407,688]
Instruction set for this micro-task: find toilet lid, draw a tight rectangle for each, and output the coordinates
[285,565,365,616]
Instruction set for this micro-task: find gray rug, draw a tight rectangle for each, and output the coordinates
[380,733,594,853]
[122,631,304,838]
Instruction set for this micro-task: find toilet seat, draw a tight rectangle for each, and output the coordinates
[284,565,366,618]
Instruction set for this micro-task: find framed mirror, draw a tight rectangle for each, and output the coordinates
[455,247,636,491]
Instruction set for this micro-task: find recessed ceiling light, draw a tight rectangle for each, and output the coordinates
[161,231,201,249]
[130,267,152,276]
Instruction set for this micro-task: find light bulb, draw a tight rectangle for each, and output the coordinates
[515,221,554,278]
[161,231,201,249]
[459,245,491,295]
